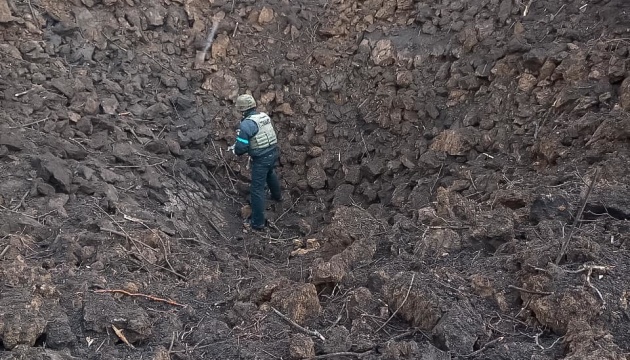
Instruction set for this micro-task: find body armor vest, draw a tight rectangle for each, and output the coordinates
[248,113,277,150]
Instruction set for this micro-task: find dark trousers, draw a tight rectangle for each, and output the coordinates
[250,148,281,228]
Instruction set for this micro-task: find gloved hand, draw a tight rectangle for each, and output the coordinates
[227,144,235,153]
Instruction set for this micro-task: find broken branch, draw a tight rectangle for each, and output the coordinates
[194,16,221,69]
[94,289,187,307]
[555,167,601,265]
[271,307,325,341]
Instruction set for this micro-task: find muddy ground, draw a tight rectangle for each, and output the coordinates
[1,0,630,359]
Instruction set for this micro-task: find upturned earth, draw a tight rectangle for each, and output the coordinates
[1,0,630,359]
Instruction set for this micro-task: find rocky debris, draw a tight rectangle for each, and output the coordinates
[145,5,167,27]
[289,334,315,359]
[414,228,462,256]
[0,0,627,358]
[347,287,376,320]
[322,326,351,353]
[436,187,475,222]
[529,290,600,335]
[31,154,73,193]
[258,7,275,25]
[530,194,571,224]
[101,97,119,115]
[372,39,395,66]
[270,283,321,325]
[0,346,77,360]
[307,165,327,190]
[83,292,152,344]
[0,290,47,350]
[0,132,26,151]
[587,184,630,220]
[380,272,442,330]
[202,71,239,101]
[563,321,627,360]
[45,312,75,349]
[430,129,477,156]
[432,300,484,354]
[470,209,514,250]
[0,0,18,23]
[311,206,379,284]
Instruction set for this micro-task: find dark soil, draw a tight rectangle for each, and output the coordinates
[1,0,630,359]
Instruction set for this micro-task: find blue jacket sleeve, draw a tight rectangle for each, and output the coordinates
[234,120,258,156]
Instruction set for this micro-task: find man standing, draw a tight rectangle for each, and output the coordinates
[229,94,282,231]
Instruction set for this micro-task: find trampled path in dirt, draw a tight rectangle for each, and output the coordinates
[1,0,630,359]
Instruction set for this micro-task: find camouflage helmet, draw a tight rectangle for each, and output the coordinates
[235,94,256,112]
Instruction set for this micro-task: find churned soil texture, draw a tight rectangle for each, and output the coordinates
[2,0,630,359]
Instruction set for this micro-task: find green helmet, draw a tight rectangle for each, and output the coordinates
[236,94,256,112]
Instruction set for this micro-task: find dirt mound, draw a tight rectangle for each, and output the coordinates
[1,0,630,358]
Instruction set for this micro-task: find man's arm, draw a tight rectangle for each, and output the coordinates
[234,120,258,156]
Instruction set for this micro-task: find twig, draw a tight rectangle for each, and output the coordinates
[9,117,48,129]
[0,203,39,220]
[508,285,553,296]
[101,32,128,52]
[460,337,504,358]
[325,303,346,331]
[94,289,187,307]
[11,191,29,211]
[0,245,10,258]
[14,88,33,97]
[209,140,237,191]
[168,332,176,353]
[555,167,601,264]
[271,307,325,341]
[232,22,239,37]
[586,266,606,307]
[376,273,415,333]
[112,159,168,168]
[26,0,38,26]
[428,226,470,230]
[273,195,302,224]
[312,351,373,359]
[112,325,135,348]
[550,4,566,20]
[523,0,534,16]
[314,329,417,359]
[430,163,444,194]
[143,50,177,75]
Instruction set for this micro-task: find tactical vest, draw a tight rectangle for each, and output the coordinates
[248,113,277,150]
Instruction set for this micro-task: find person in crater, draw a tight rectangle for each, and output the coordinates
[228,94,282,231]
